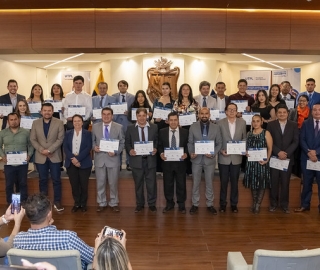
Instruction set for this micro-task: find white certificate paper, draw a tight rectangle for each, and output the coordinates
[285,100,295,110]
[195,140,215,155]
[242,112,260,125]
[110,103,127,115]
[153,107,172,120]
[164,147,184,161]
[45,100,62,113]
[306,160,320,171]
[131,108,149,121]
[219,111,226,120]
[68,105,86,117]
[20,116,38,129]
[269,156,290,171]
[134,141,154,155]
[179,113,197,126]
[99,139,119,153]
[210,109,220,121]
[28,102,42,114]
[92,108,102,119]
[232,100,248,112]
[0,104,13,116]
[226,141,246,155]
[6,151,27,165]
[247,148,268,162]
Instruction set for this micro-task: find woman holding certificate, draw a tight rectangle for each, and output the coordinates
[27,84,44,118]
[63,114,92,212]
[244,114,273,214]
[127,90,153,123]
[50,83,65,121]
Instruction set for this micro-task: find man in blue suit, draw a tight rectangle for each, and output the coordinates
[296,78,320,109]
[295,103,320,212]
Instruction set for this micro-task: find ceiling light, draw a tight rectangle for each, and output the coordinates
[242,53,284,69]
[43,53,84,68]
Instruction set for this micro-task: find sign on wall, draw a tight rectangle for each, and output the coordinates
[272,68,301,93]
[61,71,91,95]
[240,70,272,96]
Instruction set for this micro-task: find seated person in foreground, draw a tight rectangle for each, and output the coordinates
[13,193,94,270]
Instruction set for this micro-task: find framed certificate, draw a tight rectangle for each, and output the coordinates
[68,105,86,117]
[306,160,320,171]
[92,108,102,119]
[0,104,13,116]
[247,148,267,162]
[134,141,154,155]
[110,103,127,115]
[226,141,246,155]
[242,112,260,125]
[28,102,42,114]
[164,147,184,161]
[232,100,248,113]
[20,116,38,129]
[131,108,149,121]
[44,100,62,113]
[153,107,172,120]
[6,151,27,165]
[195,140,215,155]
[269,156,290,171]
[179,113,197,126]
[210,109,220,121]
[99,139,119,153]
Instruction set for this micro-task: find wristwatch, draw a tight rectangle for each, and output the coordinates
[47,150,51,153]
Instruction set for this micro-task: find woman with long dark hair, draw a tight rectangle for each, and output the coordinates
[127,90,153,123]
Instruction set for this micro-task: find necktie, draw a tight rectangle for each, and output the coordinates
[202,124,208,138]
[104,125,109,139]
[309,93,312,100]
[202,97,207,107]
[171,130,176,148]
[141,126,145,141]
[315,120,319,137]
[99,96,104,108]
[122,95,125,103]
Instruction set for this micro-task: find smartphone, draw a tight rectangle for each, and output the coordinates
[11,194,21,214]
[102,226,124,240]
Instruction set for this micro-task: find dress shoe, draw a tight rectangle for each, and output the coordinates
[282,208,290,214]
[134,205,144,213]
[189,205,198,214]
[112,206,120,212]
[269,206,277,212]
[54,203,64,212]
[231,205,238,213]
[126,165,132,171]
[207,206,217,215]
[96,206,106,212]
[219,206,226,213]
[179,207,186,214]
[81,206,87,212]
[149,206,157,212]
[71,206,80,213]
[162,206,174,213]
[294,207,310,212]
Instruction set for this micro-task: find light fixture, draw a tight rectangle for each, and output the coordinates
[43,53,84,68]
[241,53,284,69]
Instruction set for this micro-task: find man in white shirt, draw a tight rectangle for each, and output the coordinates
[194,81,217,109]
[212,82,230,111]
[64,75,92,130]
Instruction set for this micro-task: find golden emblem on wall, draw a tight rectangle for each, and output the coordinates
[146,57,180,103]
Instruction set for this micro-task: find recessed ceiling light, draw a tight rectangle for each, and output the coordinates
[43,53,84,68]
[242,53,284,69]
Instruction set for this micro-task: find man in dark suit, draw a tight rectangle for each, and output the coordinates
[0,79,25,130]
[158,112,188,214]
[212,81,229,111]
[125,108,158,213]
[295,103,320,212]
[267,104,299,213]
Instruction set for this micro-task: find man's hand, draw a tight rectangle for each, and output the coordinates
[220,149,229,156]
[190,153,197,159]
[123,110,128,116]
[108,152,115,157]
[205,154,213,159]
[1,156,7,164]
[160,153,167,161]
[181,153,187,160]
[94,146,100,153]
[152,148,157,155]
[278,151,287,160]
[129,149,136,156]
[41,149,50,156]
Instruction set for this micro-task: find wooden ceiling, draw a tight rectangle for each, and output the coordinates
[0,0,318,10]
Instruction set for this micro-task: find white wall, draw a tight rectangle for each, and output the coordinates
[300,62,320,93]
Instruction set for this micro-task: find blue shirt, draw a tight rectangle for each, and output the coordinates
[43,119,51,138]
[13,225,94,270]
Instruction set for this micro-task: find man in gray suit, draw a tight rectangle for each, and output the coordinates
[194,81,217,109]
[217,103,246,213]
[30,103,65,212]
[112,80,135,171]
[92,107,125,212]
[188,107,222,214]
[125,108,158,213]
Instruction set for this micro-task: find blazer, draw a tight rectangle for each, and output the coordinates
[112,92,135,133]
[125,123,158,169]
[212,94,229,106]
[217,117,247,165]
[188,121,222,165]
[30,117,65,164]
[91,121,125,167]
[0,93,25,130]
[92,94,118,123]
[267,120,299,164]
[300,118,320,162]
[194,95,217,109]
[296,91,320,109]
[63,129,92,169]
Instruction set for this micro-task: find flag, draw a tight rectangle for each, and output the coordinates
[92,68,104,96]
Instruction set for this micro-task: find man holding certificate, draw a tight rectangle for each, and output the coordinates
[267,104,299,214]
[217,103,246,213]
[92,107,125,212]
[0,112,34,204]
[158,112,188,214]
[125,108,158,213]
[295,103,320,213]
[188,107,222,215]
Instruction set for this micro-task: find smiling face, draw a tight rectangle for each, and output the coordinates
[41,105,54,120]
[199,107,210,123]
[215,83,226,96]
[276,108,288,122]
[136,110,147,126]
[238,82,247,94]
[7,82,18,95]
[118,82,128,94]
[72,116,83,130]
[298,95,308,109]
[200,85,210,97]
[137,93,145,106]
[181,85,190,98]
[101,109,113,124]
[168,115,179,130]
[32,85,42,97]
[312,104,320,120]
[98,83,108,97]
[52,85,62,96]
[225,103,237,119]
[17,101,27,114]
[73,79,84,93]
[270,86,280,98]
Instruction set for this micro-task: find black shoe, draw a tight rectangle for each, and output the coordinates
[149,206,157,212]
[269,206,277,212]
[207,206,217,215]
[189,205,198,214]
[126,165,132,171]
[162,206,174,213]
[179,207,186,214]
[81,206,87,212]
[71,206,80,213]
[231,205,238,213]
[219,206,226,213]
[135,205,144,213]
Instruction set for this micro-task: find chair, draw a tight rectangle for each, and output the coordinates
[227,248,320,270]
[7,249,83,270]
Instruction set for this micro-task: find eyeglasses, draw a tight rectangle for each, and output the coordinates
[298,100,308,103]
[227,109,237,112]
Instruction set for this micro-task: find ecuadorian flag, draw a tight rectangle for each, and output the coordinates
[92,68,105,96]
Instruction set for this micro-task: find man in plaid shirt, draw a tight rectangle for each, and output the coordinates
[13,194,94,269]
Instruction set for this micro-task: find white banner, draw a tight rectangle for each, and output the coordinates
[272,68,301,94]
[240,70,272,97]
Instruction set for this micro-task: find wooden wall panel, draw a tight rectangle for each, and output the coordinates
[95,10,161,51]
[162,10,226,51]
[226,10,291,51]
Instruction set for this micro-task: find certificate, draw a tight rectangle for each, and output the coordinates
[226,141,246,155]
[164,147,184,161]
[247,148,268,162]
[68,105,86,117]
[6,151,27,165]
[92,108,102,119]
[242,112,260,125]
[20,116,38,129]
[134,141,154,155]
[28,102,42,114]
[179,113,197,126]
[306,160,320,171]
[153,107,172,120]
[195,140,215,155]
[232,100,248,113]
[110,103,127,115]
[210,109,220,120]
[219,111,226,120]
[0,104,13,116]
[269,156,290,171]
[99,139,119,153]
[45,100,62,113]
[132,108,149,121]
[285,100,295,110]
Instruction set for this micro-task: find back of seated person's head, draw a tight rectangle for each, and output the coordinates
[24,193,51,225]
[96,237,130,270]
